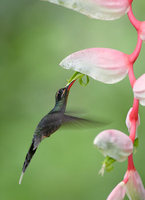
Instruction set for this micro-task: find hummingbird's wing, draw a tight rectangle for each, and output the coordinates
[62,114,109,129]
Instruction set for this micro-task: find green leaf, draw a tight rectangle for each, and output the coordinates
[99,156,116,175]
[79,75,89,86]
[134,138,139,148]
[67,72,83,84]
[67,72,89,87]
[105,164,114,172]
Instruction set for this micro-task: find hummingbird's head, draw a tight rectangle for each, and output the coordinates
[55,80,75,103]
[55,88,67,102]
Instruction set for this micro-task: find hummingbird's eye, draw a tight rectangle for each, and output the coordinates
[56,88,65,101]
[58,89,63,96]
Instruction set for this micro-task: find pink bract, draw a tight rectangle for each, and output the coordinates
[126,107,140,136]
[107,182,126,200]
[133,74,145,106]
[60,48,130,84]
[46,0,131,20]
[124,170,145,199]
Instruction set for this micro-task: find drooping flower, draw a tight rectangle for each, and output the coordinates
[133,74,145,106]
[124,169,145,200]
[60,48,131,84]
[126,107,140,136]
[106,182,126,200]
[93,129,133,162]
[45,0,132,20]
[107,169,145,200]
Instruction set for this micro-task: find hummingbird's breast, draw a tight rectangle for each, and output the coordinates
[35,112,64,139]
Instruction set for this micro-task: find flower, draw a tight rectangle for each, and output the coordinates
[107,170,145,200]
[139,21,145,42]
[93,129,133,162]
[107,182,126,200]
[133,74,145,106]
[126,107,140,136]
[124,169,145,199]
[60,48,130,84]
[45,0,132,20]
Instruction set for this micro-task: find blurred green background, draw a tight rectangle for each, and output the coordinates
[0,0,145,199]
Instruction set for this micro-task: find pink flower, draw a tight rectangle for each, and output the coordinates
[126,107,140,136]
[107,182,126,200]
[139,21,145,42]
[133,74,145,106]
[60,48,130,84]
[45,0,132,20]
[93,129,133,162]
[124,169,145,199]
[107,170,145,199]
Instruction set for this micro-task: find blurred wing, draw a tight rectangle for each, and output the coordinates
[62,114,110,129]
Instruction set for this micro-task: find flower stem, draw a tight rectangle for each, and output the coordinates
[130,98,139,122]
[127,5,140,30]
[128,154,135,170]
[129,119,136,142]
[129,33,142,64]
[128,64,136,87]
[126,3,142,179]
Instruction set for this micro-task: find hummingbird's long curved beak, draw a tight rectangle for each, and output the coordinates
[66,80,76,91]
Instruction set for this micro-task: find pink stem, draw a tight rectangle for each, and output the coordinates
[125,3,142,181]
[128,154,135,171]
[128,64,136,87]
[130,98,139,121]
[127,5,140,30]
[129,119,136,142]
[129,33,142,63]
[123,154,136,184]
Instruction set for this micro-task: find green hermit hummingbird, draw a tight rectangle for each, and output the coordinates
[19,81,77,184]
[19,80,107,184]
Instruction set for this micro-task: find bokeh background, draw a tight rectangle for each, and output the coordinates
[0,0,145,199]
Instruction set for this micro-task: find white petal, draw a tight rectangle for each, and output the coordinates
[45,0,130,20]
[60,48,130,84]
[94,129,133,162]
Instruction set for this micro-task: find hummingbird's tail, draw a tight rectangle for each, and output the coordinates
[19,139,37,184]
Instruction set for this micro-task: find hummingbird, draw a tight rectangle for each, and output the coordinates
[19,80,76,184]
[19,80,108,184]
